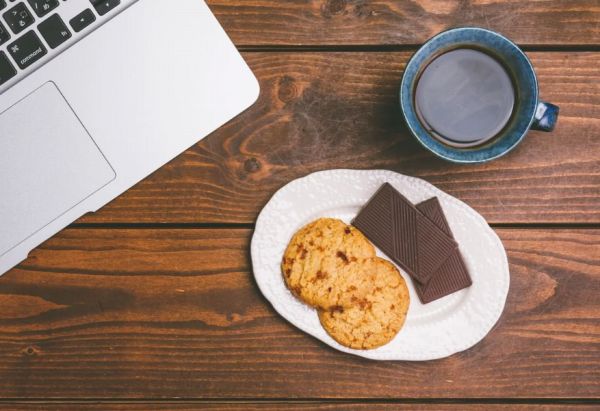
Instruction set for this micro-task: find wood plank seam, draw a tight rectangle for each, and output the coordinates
[235,46,600,53]
[0,399,597,404]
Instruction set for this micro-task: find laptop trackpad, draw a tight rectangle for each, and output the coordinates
[0,82,115,256]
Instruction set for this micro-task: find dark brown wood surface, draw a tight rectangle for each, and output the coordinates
[1,0,599,409]
[0,403,596,410]
[78,51,600,225]
[0,228,597,399]
[206,0,600,46]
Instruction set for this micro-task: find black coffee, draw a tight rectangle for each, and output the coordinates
[415,48,515,147]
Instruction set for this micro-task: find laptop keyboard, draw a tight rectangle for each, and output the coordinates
[0,0,131,91]
[70,8,96,32]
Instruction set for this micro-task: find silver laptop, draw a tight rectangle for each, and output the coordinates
[0,0,260,275]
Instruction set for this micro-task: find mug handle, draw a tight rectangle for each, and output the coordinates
[532,101,559,132]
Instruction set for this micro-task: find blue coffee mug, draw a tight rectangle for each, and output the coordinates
[400,27,559,163]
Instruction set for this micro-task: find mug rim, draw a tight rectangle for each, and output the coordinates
[400,27,539,163]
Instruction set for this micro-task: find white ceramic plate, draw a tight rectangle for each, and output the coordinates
[251,170,509,360]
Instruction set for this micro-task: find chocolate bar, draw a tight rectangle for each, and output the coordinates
[352,183,457,284]
[415,197,472,303]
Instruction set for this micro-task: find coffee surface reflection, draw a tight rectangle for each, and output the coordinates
[415,48,515,147]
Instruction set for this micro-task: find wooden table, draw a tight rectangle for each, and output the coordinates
[1,1,599,409]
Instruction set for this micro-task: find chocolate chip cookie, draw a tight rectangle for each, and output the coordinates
[318,258,410,350]
[282,218,376,309]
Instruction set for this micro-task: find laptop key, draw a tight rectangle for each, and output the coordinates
[0,1,6,11]
[7,30,47,69]
[69,8,95,33]
[38,13,70,48]
[91,0,120,17]
[0,21,10,45]
[27,0,59,18]
[3,2,35,34]
[0,51,16,86]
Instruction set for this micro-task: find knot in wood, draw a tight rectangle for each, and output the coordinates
[277,75,298,103]
[21,345,40,357]
[324,0,346,15]
[244,157,261,173]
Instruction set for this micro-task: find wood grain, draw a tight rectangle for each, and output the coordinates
[79,52,600,225]
[0,228,597,399]
[0,403,596,410]
[206,0,600,46]
[3,1,597,406]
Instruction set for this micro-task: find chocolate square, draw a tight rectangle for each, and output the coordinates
[415,197,472,304]
[352,183,458,284]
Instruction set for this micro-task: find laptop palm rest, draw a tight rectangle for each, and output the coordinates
[0,82,115,257]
